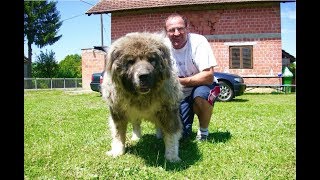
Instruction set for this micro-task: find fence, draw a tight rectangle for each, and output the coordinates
[24,78,82,90]
[242,75,296,93]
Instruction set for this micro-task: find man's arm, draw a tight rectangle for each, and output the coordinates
[179,66,214,87]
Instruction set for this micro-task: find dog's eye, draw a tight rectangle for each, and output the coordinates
[149,56,158,66]
[126,59,135,66]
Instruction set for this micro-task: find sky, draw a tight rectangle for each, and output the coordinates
[24,0,296,62]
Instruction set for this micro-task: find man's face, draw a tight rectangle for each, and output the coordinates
[165,16,188,49]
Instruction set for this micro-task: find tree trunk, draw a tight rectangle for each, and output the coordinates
[27,43,32,78]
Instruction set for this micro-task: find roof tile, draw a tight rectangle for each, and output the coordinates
[86,0,295,14]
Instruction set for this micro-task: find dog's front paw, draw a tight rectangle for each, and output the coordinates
[106,149,125,157]
[165,154,181,163]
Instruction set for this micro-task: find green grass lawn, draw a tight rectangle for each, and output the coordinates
[24,90,296,179]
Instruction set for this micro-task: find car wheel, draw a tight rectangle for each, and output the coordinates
[217,81,234,102]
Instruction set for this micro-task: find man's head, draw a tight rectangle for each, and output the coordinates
[164,13,189,49]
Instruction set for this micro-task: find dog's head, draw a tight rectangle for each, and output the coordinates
[106,32,173,94]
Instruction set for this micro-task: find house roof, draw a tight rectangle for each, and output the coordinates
[86,0,295,15]
[282,50,296,62]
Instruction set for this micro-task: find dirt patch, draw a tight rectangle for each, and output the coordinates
[245,87,281,93]
[64,89,96,95]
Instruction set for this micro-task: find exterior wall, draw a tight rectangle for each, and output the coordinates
[211,39,282,85]
[81,48,106,90]
[82,2,283,86]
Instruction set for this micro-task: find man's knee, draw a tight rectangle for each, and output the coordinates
[193,96,213,114]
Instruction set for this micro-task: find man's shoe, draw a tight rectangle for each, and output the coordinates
[196,133,208,141]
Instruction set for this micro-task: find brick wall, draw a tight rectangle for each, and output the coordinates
[82,2,283,88]
[81,48,106,90]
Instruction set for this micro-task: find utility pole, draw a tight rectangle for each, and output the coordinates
[100,14,103,46]
[81,0,104,47]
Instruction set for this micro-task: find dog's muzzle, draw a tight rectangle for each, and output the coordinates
[132,61,155,94]
[137,73,152,94]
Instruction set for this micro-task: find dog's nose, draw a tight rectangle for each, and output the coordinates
[137,73,152,94]
[139,74,150,84]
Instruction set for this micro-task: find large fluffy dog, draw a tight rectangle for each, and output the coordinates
[101,32,183,162]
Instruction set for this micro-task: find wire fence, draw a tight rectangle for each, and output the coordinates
[24,78,82,90]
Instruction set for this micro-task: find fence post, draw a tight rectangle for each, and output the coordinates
[64,78,66,89]
[51,78,53,89]
[35,78,37,89]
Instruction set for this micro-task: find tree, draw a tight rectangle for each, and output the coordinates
[32,50,59,78]
[57,54,82,78]
[24,0,62,77]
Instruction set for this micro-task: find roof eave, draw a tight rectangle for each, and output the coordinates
[85,0,296,15]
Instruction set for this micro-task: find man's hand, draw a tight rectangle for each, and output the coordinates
[179,67,214,87]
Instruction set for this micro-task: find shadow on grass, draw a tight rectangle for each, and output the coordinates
[207,131,232,143]
[185,131,231,144]
[126,134,200,171]
[125,130,231,171]
[226,98,248,103]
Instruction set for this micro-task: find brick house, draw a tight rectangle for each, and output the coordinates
[81,0,295,90]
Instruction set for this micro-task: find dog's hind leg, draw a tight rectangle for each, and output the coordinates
[131,119,141,141]
[106,116,128,157]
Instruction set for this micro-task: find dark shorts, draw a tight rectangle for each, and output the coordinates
[180,82,220,138]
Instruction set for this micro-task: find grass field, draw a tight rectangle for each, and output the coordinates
[24,90,296,179]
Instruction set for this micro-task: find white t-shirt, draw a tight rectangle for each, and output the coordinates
[165,33,218,96]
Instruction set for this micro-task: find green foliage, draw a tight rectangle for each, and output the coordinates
[57,54,82,78]
[24,0,62,77]
[32,52,82,78]
[32,50,59,78]
[289,61,296,78]
[24,90,296,179]
[24,0,62,48]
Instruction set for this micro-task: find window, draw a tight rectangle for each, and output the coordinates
[229,46,253,69]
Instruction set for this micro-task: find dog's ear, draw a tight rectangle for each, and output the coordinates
[106,48,113,71]
[106,47,122,71]
[158,44,172,79]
